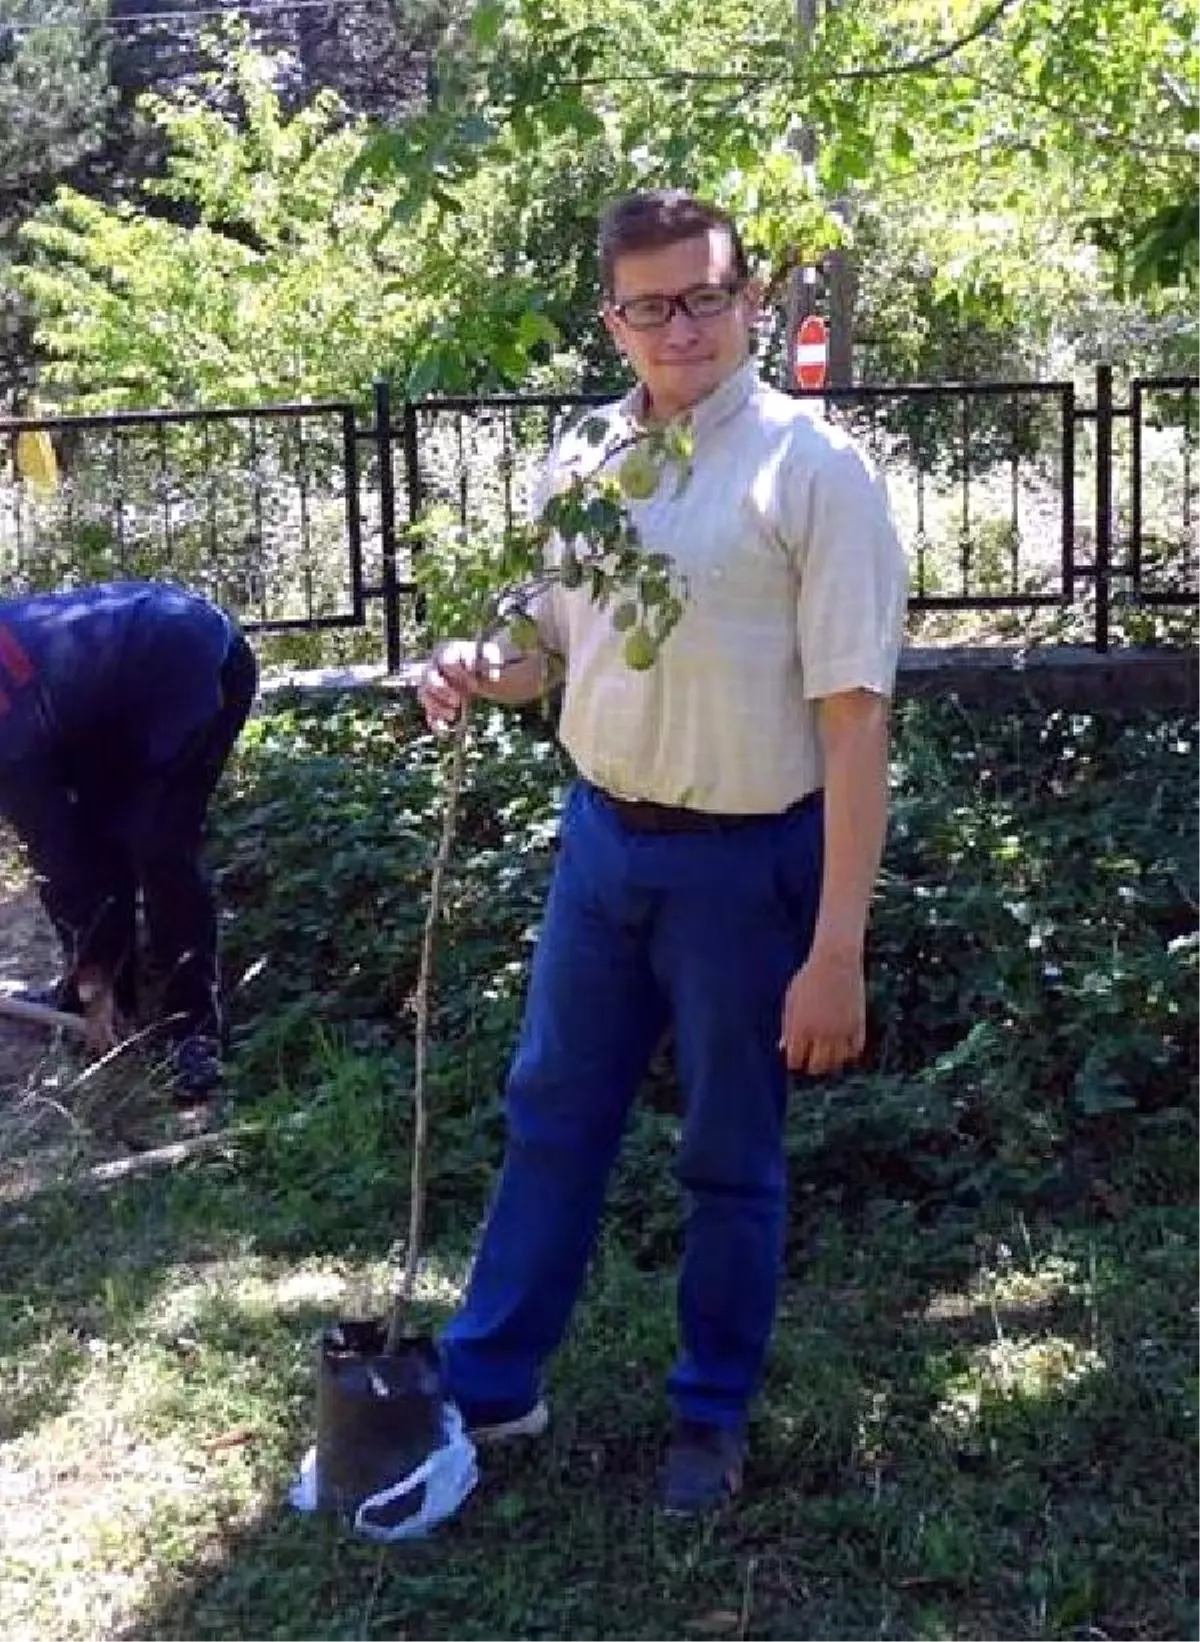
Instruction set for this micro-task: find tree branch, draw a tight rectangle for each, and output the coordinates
[960,69,1197,158]
[548,0,1021,90]
[829,0,1019,82]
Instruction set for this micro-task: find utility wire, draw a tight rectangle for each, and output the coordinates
[7,0,354,33]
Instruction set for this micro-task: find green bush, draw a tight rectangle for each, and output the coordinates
[209,695,1198,1244]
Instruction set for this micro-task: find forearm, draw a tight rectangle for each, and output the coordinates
[810,691,891,961]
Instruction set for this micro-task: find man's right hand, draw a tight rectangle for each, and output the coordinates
[416,640,496,730]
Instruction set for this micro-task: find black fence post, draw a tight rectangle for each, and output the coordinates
[1061,382,1076,604]
[402,398,425,630]
[1094,363,1113,654]
[342,403,365,624]
[1129,378,1143,600]
[374,377,401,673]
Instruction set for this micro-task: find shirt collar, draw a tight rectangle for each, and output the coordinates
[617,356,760,440]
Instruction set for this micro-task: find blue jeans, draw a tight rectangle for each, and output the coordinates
[440,779,824,1431]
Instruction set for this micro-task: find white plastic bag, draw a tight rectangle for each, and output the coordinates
[289,1402,479,1542]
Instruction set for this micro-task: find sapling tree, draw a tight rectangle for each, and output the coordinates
[395,410,693,1326]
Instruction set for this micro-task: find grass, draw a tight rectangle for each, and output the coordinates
[2,1139,1192,1640]
[0,696,1195,1641]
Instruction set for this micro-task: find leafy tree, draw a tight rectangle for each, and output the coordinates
[0,0,112,402]
[0,0,110,199]
[11,0,1196,407]
[347,0,1197,375]
[14,29,557,408]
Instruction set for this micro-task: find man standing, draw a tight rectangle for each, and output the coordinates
[0,580,256,1100]
[417,190,908,1512]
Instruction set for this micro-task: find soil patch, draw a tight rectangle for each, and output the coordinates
[0,831,194,1200]
[0,839,64,1098]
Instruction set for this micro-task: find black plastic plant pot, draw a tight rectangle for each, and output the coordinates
[315,1318,445,1526]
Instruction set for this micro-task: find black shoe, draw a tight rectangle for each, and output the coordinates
[658,1419,745,1515]
[172,1035,223,1102]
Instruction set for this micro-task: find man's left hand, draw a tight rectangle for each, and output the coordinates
[779,948,866,1076]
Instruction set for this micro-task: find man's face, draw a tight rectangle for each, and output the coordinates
[602,228,760,420]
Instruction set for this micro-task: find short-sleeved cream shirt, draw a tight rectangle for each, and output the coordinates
[523,358,908,815]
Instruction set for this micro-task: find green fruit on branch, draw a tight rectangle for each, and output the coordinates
[623,627,657,670]
[617,447,661,501]
[508,612,541,652]
[662,422,695,465]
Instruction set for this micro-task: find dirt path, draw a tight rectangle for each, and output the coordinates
[0,838,64,1097]
[0,833,198,1200]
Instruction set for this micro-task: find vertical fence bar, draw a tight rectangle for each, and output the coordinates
[249,415,266,621]
[342,405,365,622]
[1129,380,1143,597]
[296,418,313,622]
[1061,383,1075,603]
[403,398,425,630]
[12,467,24,574]
[1095,364,1113,653]
[455,413,468,533]
[1008,391,1021,593]
[1183,385,1195,542]
[374,378,401,673]
[958,391,972,595]
[914,464,928,599]
[111,428,126,569]
[157,421,173,567]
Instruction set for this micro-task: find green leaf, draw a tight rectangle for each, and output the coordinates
[405,351,445,399]
[567,104,606,140]
[342,131,410,193]
[470,0,504,50]
[457,113,498,148]
[657,423,694,469]
[1074,1047,1140,1115]
[578,416,610,446]
[516,308,559,347]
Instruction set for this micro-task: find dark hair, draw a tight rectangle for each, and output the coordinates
[597,190,749,298]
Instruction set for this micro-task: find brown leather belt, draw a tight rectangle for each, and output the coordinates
[593,784,819,835]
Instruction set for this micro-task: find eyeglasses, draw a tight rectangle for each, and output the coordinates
[610,282,743,331]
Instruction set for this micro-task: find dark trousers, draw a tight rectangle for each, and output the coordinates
[440,779,824,1431]
[2,633,256,1042]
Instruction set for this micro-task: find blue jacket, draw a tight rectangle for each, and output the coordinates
[0,581,236,772]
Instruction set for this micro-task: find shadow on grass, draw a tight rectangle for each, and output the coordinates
[0,1089,442,1441]
[3,699,1196,1638]
[5,1127,1192,1642]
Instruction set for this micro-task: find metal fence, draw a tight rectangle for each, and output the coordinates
[0,398,368,638]
[1,366,1195,664]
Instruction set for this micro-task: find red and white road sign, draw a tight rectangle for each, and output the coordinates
[792,314,828,390]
